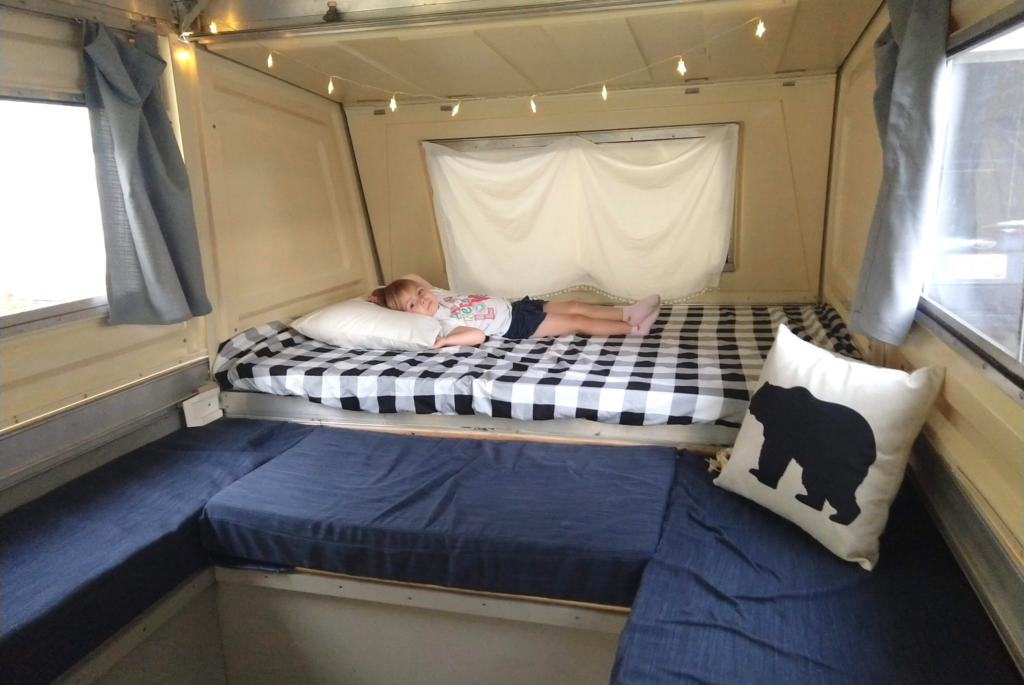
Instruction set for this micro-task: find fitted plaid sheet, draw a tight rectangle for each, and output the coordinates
[214,304,859,428]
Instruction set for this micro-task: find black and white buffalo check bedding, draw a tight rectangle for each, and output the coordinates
[214,304,860,428]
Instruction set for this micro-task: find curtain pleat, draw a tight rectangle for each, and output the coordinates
[849,0,950,345]
[82,22,211,325]
[424,127,737,302]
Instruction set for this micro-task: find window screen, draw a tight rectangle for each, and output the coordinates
[924,23,1024,363]
[0,99,105,317]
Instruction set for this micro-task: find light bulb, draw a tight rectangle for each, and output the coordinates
[176,49,190,61]
[328,78,334,95]
[209,22,217,33]
[452,102,460,116]
[602,84,608,100]
[756,20,766,38]
[267,53,273,68]
[530,98,537,113]
[390,95,397,112]
[677,58,687,76]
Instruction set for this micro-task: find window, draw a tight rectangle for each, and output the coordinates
[0,99,106,323]
[923,22,1024,367]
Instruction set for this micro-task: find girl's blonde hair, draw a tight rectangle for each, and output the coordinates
[370,278,418,312]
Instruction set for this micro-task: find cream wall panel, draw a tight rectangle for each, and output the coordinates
[0,316,205,430]
[821,6,887,322]
[0,8,83,98]
[822,6,1023,564]
[348,75,835,302]
[184,49,377,343]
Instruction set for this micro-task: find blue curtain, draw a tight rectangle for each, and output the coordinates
[849,0,950,345]
[82,23,212,325]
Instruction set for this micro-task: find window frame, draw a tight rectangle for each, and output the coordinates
[915,9,1024,403]
[0,94,109,338]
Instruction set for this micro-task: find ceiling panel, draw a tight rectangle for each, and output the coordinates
[474,25,581,93]
[397,33,540,96]
[702,6,797,80]
[541,19,653,89]
[338,36,456,97]
[205,0,875,104]
[627,11,710,84]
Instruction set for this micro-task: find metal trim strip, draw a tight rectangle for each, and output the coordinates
[0,360,209,489]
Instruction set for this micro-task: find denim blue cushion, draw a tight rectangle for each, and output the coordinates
[201,428,677,606]
[0,419,313,685]
[612,450,1022,684]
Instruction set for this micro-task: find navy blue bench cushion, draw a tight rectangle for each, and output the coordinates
[611,451,1022,685]
[201,428,677,606]
[0,419,314,685]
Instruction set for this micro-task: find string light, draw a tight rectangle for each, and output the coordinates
[176,49,190,61]
[602,84,608,100]
[452,101,460,116]
[196,15,762,107]
[267,52,274,68]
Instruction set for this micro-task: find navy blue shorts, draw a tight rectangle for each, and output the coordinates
[503,297,547,339]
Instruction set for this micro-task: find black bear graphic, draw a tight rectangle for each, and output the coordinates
[747,382,876,525]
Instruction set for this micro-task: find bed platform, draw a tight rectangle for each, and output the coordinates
[201,427,677,606]
[611,451,1024,685]
[213,304,859,446]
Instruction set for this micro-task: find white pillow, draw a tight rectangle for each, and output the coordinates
[714,325,943,570]
[291,298,441,350]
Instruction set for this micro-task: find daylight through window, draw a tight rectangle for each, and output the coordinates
[924,23,1024,364]
[0,99,106,317]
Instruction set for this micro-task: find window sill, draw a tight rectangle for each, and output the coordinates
[915,297,1024,408]
[0,296,109,338]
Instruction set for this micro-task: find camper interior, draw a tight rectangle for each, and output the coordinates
[1,0,1023,683]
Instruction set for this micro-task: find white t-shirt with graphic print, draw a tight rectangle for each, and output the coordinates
[432,288,512,337]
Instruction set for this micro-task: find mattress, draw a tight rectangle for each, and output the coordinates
[611,451,1023,685]
[200,427,677,606]
[214,303,859,427]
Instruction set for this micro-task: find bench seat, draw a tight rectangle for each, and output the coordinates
[0,419,314,685]
[200,427,678,606]
[611,450,1022,684]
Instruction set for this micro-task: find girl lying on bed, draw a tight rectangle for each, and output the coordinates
[369,274,660,349]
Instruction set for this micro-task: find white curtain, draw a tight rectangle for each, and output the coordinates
[423,124,737,301]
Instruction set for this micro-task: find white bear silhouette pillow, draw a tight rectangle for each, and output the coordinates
[715,325,943,570]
